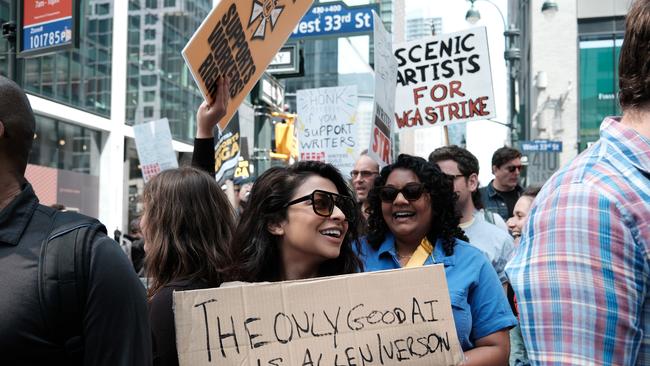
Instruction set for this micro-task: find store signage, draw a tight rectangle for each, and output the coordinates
[520,140,562,153]
[21,0,75,55]
[290,1,378,39]
[268,44,300,75]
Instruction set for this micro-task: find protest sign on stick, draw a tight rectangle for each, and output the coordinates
[133,118,178,182]
[296,86,358,176]
[368,11,397,167]
[174,265,464,366]
[394,27,495,132]
[182,0,314,130]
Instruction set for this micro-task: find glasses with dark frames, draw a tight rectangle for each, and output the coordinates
[504,165,524,173]
[285,190,356,221]
[377,183,426,203]
[350,170,379,179]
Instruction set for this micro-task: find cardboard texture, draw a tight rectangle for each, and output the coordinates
[182,0,314,130]
[393,27,496,131]
[174,265,464,366]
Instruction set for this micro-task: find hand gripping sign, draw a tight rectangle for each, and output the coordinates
[183,0,314,130]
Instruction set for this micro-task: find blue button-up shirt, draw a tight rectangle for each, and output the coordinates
[359,234,517,351]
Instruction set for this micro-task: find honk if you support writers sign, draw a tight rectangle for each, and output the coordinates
[173,265,464,366]
[182,0,314,130]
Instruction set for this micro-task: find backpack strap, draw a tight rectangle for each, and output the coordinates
[38,210,107,361]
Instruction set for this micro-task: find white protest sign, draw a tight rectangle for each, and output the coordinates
[133,118,178,182]
[174,265,464,366]
[296,86,358,175]
[368,11,397,167]
[394,27,495,131]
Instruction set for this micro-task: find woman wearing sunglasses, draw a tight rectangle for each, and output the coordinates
[227,160,362,281]
[360,154,516,366]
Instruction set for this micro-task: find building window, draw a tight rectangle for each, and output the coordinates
[164,0,176,7]
[145,13,158,25]
[144,90,156,102]
[144,106,154,118]
[146,0,157,9]
[20,0,114,117]
[141,60,155,70]
[143,44,155,55]
[141,75,157,86]
[144,29,156,40]
[96,3,110,15]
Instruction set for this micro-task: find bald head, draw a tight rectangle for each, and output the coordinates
[0,76,35,178]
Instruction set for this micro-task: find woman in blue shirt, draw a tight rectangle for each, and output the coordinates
[359,154,516,365]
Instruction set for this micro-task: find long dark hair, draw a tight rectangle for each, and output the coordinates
[228,161,362,282]
[366,154,467,256]
[143,167,236,297]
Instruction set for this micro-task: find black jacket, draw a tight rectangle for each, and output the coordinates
[0,183,152,365]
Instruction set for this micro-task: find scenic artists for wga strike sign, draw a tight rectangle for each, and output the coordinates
[174,265,464,366]
[21,0,74,54]
[183,0,314,130]
[394,27,495,131]
[296,86,358,177]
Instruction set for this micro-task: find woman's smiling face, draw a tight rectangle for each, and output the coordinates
[381,168,432,245]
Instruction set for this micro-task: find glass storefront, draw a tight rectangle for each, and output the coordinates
[30,115,102,175]
[8,1,114,117]
[579,36,622,151]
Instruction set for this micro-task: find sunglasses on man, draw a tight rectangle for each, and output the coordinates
[504,165,524,173]
[377,183,426,203]
[285,190,356,221]
[350,170,379,179]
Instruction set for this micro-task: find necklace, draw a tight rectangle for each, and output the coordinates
[396,250,413,260]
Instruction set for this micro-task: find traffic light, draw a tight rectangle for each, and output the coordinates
[271,112,298,161]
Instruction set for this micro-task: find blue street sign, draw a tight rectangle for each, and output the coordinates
[520,140,563,153]
[290,1,378,39]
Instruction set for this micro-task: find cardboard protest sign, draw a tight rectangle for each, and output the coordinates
[394,27,495,131]
[182,0,314,130]
[296,86,358,176]
[174,265,464,366]
[368,11,397,167]
[133,118,178,182]
[214,115,241,183]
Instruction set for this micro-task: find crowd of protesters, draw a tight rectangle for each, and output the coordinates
[1,0,649,365]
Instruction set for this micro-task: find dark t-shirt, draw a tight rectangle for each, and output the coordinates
[494,187,520,219]
[149,279,213,366]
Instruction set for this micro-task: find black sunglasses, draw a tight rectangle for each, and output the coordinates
[378,183,426,203]
[504,165,524,173]
[285,190,356,221]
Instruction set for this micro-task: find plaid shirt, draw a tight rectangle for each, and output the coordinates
[506,117,650,365]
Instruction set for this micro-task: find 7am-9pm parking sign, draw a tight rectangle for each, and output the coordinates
[19,0,79,57]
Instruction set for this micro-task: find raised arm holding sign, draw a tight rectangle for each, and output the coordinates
[182,0,314,130]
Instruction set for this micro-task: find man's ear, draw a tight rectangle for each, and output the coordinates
[267,221,285,236]
[491,165,497,174]
[468,173,479,192]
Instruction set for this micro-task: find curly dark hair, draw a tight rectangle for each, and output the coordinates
[227,161,363,282]
[366,154,467,256]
